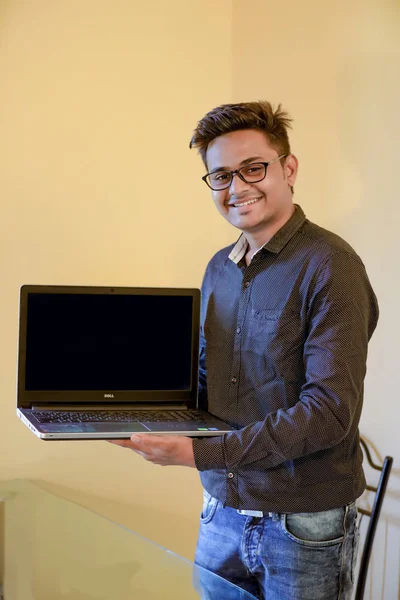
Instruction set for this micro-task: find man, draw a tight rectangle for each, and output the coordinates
[112,102,379,599]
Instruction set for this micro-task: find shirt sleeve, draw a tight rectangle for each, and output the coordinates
[193,250,379,472]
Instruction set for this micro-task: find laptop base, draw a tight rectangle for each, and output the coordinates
[17,408,233,440]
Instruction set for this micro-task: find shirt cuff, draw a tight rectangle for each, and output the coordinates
[192,435,227,471]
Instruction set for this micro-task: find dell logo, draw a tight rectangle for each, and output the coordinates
[104,393,115,398]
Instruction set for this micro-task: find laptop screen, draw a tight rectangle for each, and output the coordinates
[19,288,198,400]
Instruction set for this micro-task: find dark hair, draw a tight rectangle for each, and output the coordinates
[189,101,293,168]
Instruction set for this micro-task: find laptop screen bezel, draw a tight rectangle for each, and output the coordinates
[17,285,200,409]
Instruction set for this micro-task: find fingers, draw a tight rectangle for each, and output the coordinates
[107,437,147,458]
[107,435,153,448]
[130,435,167,462]
[108,439,132,448]
[108,435,166,463]
[107,434,194,467]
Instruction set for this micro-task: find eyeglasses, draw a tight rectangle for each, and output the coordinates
[202,155,287,191]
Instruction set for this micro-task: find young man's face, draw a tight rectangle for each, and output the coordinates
[205,129,298,237]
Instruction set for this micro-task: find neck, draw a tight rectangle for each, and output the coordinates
[244,204,295,264]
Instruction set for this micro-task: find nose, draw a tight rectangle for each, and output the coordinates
[228,172,250,195]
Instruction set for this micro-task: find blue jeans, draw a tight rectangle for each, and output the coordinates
[194,491,360,600]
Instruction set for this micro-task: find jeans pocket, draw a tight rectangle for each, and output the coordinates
[200,490,219,524]
[280,507,345,547]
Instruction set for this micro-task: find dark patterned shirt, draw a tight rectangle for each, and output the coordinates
[192,205,379,513]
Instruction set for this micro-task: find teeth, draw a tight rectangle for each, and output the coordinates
[233,197,261,208]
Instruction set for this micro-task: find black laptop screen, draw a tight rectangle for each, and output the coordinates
[25,293,194,391]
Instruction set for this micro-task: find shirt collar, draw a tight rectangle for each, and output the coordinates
[228,204,307,264]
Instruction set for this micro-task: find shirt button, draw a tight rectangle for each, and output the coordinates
[228,472,234,479]
[244,281,250,288]
[236,327,241,334]
[231,377,237,383]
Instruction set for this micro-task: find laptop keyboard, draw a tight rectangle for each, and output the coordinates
[32,409,208,424]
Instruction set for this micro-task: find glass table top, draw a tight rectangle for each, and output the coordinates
[0,479,256,599]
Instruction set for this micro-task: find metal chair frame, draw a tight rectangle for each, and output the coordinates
[355,437,393,600]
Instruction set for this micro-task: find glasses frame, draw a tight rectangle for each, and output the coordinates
[202,154,288,191]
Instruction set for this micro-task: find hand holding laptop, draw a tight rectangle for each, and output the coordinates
[109,434,196,467]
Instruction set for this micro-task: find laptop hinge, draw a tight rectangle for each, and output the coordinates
[31,404,189,411]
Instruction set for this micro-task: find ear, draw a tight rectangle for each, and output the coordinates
[284,154,299,188]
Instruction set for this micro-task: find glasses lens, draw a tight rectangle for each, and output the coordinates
[207,171,232,190]
[239,163,267,182]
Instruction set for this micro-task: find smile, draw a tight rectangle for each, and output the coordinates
[231,196,262,208]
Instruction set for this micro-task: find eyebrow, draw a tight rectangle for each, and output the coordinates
[209,156,265,174]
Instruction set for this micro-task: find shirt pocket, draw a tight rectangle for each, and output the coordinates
[244,308,297,350]
[249,308,283,329]
[243,309,303,378]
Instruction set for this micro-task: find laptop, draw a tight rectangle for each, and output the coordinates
[16,285,236,440]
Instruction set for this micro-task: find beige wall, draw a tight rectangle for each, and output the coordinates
[0,0,233,561]
[233,0,400,596]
